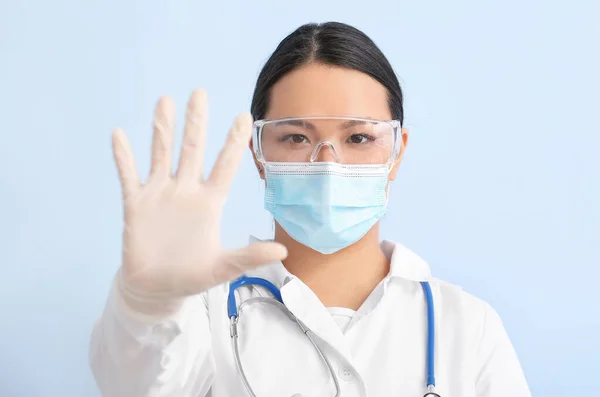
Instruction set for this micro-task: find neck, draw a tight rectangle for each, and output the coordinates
[275,223,390,310]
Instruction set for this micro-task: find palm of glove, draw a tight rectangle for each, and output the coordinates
[112,90,287,305]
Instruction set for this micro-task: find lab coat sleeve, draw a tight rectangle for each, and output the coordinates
[89,276,215,397]
[475,303,531,397]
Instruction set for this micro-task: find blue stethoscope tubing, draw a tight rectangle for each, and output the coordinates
[420,281,439,397]
[227,276,283,317]
[228,275,439,397]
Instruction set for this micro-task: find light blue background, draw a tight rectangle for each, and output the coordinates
[1,1,598,396]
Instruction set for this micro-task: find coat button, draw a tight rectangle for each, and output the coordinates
[339,367,354,381]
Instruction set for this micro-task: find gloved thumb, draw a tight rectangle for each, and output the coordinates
[215,242,288,284]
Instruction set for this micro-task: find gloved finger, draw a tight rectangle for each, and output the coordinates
[206,112,253,191]
[215,242,288,283]
[150,96,176,179]
[112,128,141,201]
[176,89,208,183]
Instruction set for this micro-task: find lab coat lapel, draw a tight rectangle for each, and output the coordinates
[243,237,435,367]
[280,277,354,361]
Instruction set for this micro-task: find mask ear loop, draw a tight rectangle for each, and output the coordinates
[384,130,404,203]
[309,141,341,163]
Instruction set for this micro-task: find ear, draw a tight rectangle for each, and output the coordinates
[249,140,265,180]
[388,128,409,181]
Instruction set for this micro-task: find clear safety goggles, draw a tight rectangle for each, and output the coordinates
[252,116,402,166]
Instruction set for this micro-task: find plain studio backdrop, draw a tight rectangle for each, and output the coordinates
[0,1,598,396]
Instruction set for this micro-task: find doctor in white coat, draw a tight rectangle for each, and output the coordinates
[89,22,531,397]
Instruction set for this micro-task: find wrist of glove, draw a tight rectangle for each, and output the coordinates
[116,268,185,318]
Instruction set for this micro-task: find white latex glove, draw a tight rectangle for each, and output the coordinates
[111,89,287,316]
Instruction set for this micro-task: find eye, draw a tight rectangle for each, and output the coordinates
[281,134,309,144]
[347,133,374,144]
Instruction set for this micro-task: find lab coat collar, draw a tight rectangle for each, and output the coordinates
[245,236,433,286]
[242,237,434,365]
[381,240,433,282]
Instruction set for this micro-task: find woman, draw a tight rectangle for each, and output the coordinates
[90,22,531,397]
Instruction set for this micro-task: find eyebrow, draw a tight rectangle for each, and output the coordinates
[273,119,317,130]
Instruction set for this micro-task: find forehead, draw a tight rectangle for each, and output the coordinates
[265,63,391,120]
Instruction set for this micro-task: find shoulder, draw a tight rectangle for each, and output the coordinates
[418,279,530,394]
[386,241,498,330]
[428,278,507,349]
[433,278,492,316]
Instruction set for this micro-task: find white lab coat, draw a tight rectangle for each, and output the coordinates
[89,240,531,397]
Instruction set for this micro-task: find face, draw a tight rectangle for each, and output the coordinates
[252,63,408,180]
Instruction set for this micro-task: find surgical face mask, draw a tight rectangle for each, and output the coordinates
[264,162,389,255]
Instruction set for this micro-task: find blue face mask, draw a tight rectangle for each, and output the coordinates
[264,162,389,255]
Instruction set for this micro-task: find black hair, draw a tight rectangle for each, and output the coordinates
[250,22,404,125]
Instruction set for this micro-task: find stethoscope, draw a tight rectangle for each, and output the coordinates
[228,275,440,397]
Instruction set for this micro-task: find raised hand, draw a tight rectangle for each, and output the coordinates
[111,89,287,314]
